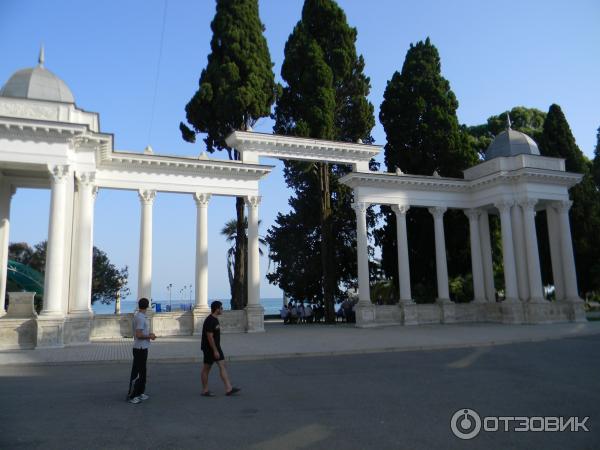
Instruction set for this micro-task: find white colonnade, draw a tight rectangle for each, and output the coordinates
[351,199,581,309]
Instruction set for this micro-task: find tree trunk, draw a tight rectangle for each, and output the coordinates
[319,162,336,322]
[233,196,246,310]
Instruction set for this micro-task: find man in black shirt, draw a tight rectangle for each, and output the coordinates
[200,300,240,397]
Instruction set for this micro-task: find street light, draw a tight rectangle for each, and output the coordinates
[167,283,173,311]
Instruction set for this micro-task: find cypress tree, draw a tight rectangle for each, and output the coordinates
[377,38,478,301]
[538,104,600,296]
[267,0,375,321]
[540,104,587,173]
[180,0,276,309]
[592,126,600,189]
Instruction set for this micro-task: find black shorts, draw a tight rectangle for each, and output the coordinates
[203,348,225,365]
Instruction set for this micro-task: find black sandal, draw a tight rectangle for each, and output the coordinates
[201,391,215,397]
[226,387,241,396]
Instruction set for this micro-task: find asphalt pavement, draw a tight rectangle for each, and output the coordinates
[0,329,599,449]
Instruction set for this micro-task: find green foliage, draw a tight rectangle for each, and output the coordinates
[467,106,546,156]
[267,0,375,314]
[590,126,600,188]
[8,241,129,305]
[180,0,276,151]
[538,105,600,296]
[539,104,587,173]
[376,38,478,301]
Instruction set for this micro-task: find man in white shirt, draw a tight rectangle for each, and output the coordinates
[127,298,156,404]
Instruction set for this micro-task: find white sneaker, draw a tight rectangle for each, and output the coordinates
[139,394,149,401]
[128,396,141,404]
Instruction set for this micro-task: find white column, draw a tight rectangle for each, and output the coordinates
[392,205,412,302]
[246,195,261,307]
[495,201,519,302]
[555,200,581,301]
[352,201,370,305]
[137,190,155,301]
[41,165,70,316]
[428,207,450,302]
[546,206,565,301]
[70,172,96,314]
[478,211,495,302]
[520,199,544,302]
[510,202,530,301]
[0,183,15,316]
[194,193,210,311]
[465,209,485,302]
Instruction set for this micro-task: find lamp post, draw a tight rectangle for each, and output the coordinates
[167,283,173,312]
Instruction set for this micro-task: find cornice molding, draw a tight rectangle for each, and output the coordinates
[226,130,381,164]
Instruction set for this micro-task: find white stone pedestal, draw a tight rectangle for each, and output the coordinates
[566,301,587,323]
[245,305,265,333]
[354,304,375,328]
[6,292,37,318]
[36,316,65,348]
[438,300,456,324]
[64,312,93,345]
[401,301,418,325]
[192,307,211,335]
[500,301,525,324]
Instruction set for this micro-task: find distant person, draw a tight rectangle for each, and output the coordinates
[127,297,156,404]
[280,304,290,324]
[200,300,240,397]
[290,303,298,324]
[305,304,313,323]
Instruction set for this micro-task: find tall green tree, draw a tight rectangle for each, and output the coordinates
[538,104,600,296]
[467,106,547,157]
[267,0,375,321]
[180,0,276,310]
[377,38,479,301]
[591,125,600,189]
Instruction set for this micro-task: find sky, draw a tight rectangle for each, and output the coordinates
[1,0,599,303]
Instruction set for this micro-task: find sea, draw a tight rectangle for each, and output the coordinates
[92,297,285,316]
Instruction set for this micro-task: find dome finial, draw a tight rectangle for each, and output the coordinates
[38,44,45,68]
[506,112,512,130]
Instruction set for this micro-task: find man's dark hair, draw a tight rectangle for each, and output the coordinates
[211,300,223,313]
[138,298,150,309]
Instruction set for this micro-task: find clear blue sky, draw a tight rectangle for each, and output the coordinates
[1,0,599,302]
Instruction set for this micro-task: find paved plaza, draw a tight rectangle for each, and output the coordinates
[0,322,599,449]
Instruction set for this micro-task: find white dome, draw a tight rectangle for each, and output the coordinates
[0,48,75,103]
[484,127,540,160]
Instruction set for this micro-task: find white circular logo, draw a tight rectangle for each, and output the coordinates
[451,408,482,440]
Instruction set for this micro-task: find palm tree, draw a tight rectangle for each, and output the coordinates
[220,218,268,309]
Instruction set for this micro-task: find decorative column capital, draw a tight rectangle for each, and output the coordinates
[517,197,538,212]
[245,195,261,208]
[392,204,410,216]
[138,189,156,204]
[554,200,573,214]
[75,171,96,189]
[464,208,481,221]
[194,192,211,207]
[428,206,447,219]
[351,201,368,215]
[48,165,70,183]
[494,200,514,214]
